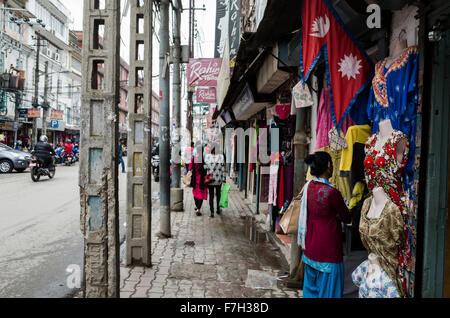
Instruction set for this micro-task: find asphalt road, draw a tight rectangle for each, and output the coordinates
[0,163,130,298]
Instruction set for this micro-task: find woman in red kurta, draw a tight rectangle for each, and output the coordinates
[300,152,351,298]
[189,151,207,216]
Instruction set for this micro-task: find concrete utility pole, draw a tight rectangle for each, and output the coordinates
[186,0,195,145]
[159,0,171,237]
[79,0,121,298]
[170,0,183,211]
[42,61,49,137]
[32,36,40,147]
[126,0,153,267]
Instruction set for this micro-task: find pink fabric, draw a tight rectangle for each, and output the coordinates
[315,88,354,150]
[275,104,291,120]
[189,157,208,200]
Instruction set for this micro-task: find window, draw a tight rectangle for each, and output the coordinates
[66,108,71,125]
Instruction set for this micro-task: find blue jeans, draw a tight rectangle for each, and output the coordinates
[119,156,125,172]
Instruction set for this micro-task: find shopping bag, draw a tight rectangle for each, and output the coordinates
[183,171,192,186]
[219,183,231,208]
[279,186,304,235]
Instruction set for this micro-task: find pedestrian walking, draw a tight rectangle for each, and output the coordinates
[299,152,351,298]
[205,147,226,218]
[189,147,207,216]
[119,139,126,173]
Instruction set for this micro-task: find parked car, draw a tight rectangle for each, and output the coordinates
[0,143,32,173]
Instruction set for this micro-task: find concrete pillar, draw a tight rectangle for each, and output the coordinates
[170,1,184,212]
[159,0,171,237]
[79,0,121,298]
[125,0,153,266]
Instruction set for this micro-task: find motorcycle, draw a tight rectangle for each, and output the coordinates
[63,152,75,166]
[152,155,160,182]
[30,156,56,182]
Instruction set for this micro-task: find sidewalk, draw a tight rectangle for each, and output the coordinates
[119,182,302,298]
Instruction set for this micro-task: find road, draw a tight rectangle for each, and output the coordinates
[0,163,133,298]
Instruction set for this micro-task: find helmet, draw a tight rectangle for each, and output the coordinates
[40,135,48,143]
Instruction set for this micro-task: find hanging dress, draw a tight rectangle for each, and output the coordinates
[367,46,419,196]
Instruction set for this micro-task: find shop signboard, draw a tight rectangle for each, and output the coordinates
[18,109,28,118]
[187,58,222,87]
[50,110,64,120]
[214,0,229,58]
[27,109,40,118]
[196,87,217,103]
[50,120,59,129]
[229,0,241,75]
[231,84,254,120]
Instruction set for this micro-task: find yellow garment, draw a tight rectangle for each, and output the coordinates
[349,181,366,210]
[306,146,352,201]
[339,124,372,173]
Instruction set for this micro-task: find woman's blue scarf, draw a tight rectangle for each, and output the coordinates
[298,177,334,248]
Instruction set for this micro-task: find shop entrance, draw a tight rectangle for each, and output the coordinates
[446,147,450,297]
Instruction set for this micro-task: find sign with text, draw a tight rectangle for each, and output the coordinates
[50,110,64,120]
[187,58,222,87]
[196,87,217,103]
[18,109,28,118]
[27,109,40,118]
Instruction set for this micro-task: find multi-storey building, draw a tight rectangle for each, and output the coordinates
[0,0,81,147]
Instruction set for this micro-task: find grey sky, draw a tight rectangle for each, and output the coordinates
[60,0,216,61]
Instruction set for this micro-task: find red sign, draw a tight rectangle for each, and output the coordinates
[301,0,373,129]
[50,110,64,120]
[187,58,222,87]
[196,88,217,103]
[27,109,41,118]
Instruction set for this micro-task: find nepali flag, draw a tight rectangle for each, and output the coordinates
[301,0,373,130]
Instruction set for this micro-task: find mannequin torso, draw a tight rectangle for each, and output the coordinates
[385,39,407,69]
[367,187,388,219]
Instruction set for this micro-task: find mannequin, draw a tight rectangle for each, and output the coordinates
[368,119,407,219]
[385,30,408,68]
[367,187,388,219]
[366,253,382,282]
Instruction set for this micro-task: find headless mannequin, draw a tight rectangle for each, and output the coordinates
[385,38,408,69]
[366,253,382,279]
[368,119,407,219]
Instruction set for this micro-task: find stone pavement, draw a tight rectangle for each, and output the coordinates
[119,182,303,298]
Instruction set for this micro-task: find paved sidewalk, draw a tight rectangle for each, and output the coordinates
[120,183,302,298]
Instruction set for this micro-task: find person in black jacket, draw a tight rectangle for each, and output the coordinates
[34,135,56,169]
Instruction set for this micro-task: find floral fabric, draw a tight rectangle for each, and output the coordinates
[359,196,405,297]
[352,259,401,298]
[363,130,410,296]
[292,81,314,108]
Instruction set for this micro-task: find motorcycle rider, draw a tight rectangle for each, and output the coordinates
[63,139,73,163]
[33,135,56,169]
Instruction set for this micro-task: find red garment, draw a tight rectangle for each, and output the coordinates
[189,157,207,200]
[303,181,351,264]
[277,163,284,209]
[65,143,73,154]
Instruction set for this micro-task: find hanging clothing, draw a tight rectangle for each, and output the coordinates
[303,259,345,298]
[359,196,405,297]
[275,104,291,120]
[315,87,355,150]
[267,163,279,206]
[292,80,314,108]
[277,161,285,209]
[339,124,372,174]
[367,46,419,194]
[352,259,401,298]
